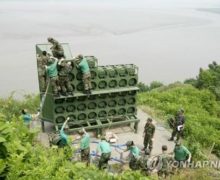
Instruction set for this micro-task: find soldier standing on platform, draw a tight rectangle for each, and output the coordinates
[47,37,65,59]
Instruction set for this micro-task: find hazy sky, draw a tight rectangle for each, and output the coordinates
[0,0,220,97]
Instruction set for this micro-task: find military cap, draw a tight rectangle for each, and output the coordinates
[147,118,153,122]
[162,145,168,151]
[47,37,54,42]
[126,140,134,147]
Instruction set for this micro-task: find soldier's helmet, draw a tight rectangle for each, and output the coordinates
[47,37,54,42]
[162,145,168,151]
[126,140,134,147]
[147,118,153,122]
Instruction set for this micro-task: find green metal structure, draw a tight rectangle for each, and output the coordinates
[36,43,139,133]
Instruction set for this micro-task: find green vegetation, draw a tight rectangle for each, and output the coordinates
[138,83,220,159]
[0,95,150,180]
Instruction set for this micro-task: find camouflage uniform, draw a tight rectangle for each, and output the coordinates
[98,152,111,170]
[58,61,73,95]
[37,54,49,92]
[143,122,155,152]
[83,72,92,91]
[48,37,64,59]
[157,153,172,179]
[170,113,185,141]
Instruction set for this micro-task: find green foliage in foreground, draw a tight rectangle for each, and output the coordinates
[138,83,220,159]
[0,95,150,180]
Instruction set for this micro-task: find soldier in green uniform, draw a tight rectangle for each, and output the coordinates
[78,129,90,166]
[37,51,50,92]
[45,57,60,97]
[173,141,191,168]
[58,60,74,96]
[143,118,155,154]
[76,54,92,95]
[157,145,173,179]
[169,109,185,141]
[124,140,140,170]
[47,37,65,59]
[96,136,111,170]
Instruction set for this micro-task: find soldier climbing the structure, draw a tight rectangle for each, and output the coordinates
[58,60,74,96]
[75,54,92,95]
[143,118,155,154]
[124,140,140,170]
[169,109,185,141]
[78,128,90,166]
[37,51,50,92]
[45,57,60,97]
[96,136,111,170]
[47,37,65,59]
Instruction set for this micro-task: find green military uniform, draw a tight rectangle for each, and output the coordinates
[97,140,111,169]
[80,133,90,165]
[157,153,173,178]
[170,113,185,141]
[128,145,140,170]
[78,57,92,92]
[58,61,73,95]
[143,122,155,152]
[37,54,49,92]
[46,58,59,96]
[48,38,64,59]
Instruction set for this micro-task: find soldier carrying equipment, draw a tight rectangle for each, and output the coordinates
[169,109,185,141]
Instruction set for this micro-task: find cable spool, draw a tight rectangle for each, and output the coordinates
[98,101,107,108]
[55,106,65,114]
[118,108,126,115]
[98,110,107,118]
[78,113,87,120]
[119,79,127,87]
[76,72,83,80]
[88,102,97,109]
[98,67,107,79]
[77,103,86,111]
[56,116,65,123]
[118,98,126,106]
[127,97,136,105]
[108,109,117,116]
[77,82,84,91]
[127,107,136,114]
[88,112,97,119]
[109,79,117,88]
[108,100,117,107]
[98,80,107,89]
[66,105,75,112]
[128,78,137,86]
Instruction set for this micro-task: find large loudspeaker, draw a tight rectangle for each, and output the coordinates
[119,79,127,87]
[77,103,87,111]
[98,101,107,108]
[98,110,107,118]
[68,114,76,121]
[78,113,87,120]
[115,65,127,77]
[98,80,107,89]
[98,67,107,79]
[56,116,65,123]
[108,79,117,88]
[118,108,126,115]
[55,106,65,114]
[128,78,137,86]
[88,112,97,119]
[108,109,117,116]
[88,102,97,109]
[127,107,136,114]
[66,105,75,112]
[106,66,117,78]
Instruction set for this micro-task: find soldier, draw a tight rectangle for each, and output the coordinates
[45,57,60,97]
[78,128,90,166]
[139,149,151,175]
[169,109,185,141]
[47,37,65,59]
[143,118,155,154]
[37,51,50,92]
[157,145,173,179]
[58,60,74,96]
[19,109,32,128]
[76,55,92,95]
[124,140,140,170]
[96,136,111,170]
[173,141,191,168]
